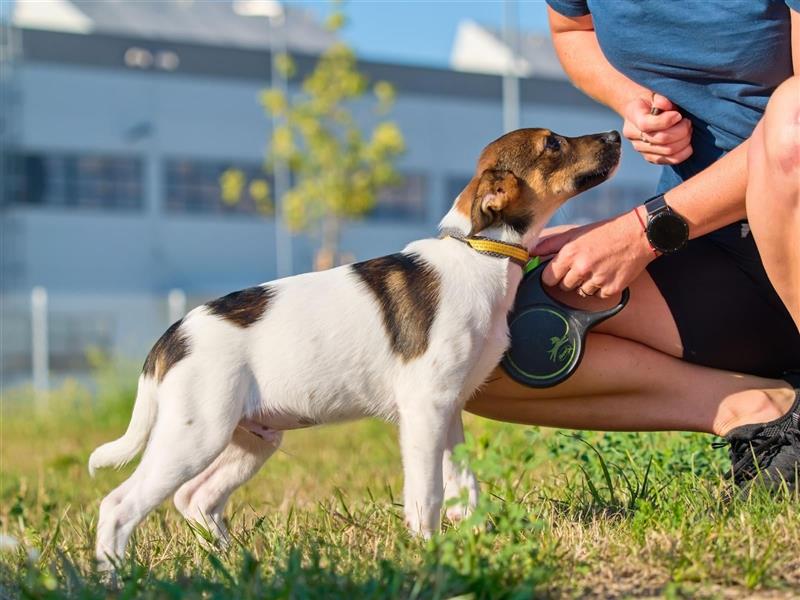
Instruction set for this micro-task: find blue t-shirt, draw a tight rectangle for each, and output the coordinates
[546,0,798,193]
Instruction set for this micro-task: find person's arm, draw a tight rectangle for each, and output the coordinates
[535,7,799,298]
[548,7,692,165]
[793,9,800,73]
[534,143,749,298]
[639,7,799,239]
[659,144,748,237]
[548,8,648,114]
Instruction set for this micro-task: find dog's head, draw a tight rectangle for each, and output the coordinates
[455,128,621,237]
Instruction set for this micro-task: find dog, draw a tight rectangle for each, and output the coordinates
[88,127,621,569]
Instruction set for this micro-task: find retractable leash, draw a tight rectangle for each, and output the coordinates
[501,103,656,387]
[501,258,630,388]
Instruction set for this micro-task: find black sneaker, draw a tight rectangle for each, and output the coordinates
[717,373,800,491]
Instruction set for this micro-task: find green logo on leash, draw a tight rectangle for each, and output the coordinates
[547,332,574,364]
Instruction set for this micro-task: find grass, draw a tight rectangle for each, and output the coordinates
[2,361,800,598]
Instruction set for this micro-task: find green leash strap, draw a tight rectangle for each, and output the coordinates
[523,256,541,274]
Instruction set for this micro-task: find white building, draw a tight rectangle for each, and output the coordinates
[0,1,658,386]
[451,19,566,79]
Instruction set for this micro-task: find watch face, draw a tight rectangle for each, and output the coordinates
[647,211,688,253]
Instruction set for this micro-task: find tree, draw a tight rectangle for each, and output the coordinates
[259,10,405,269]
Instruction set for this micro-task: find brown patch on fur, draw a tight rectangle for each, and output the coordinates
[142,320,190,382]
[454,177,478,218]
[351,252,441,362]
[206,285,276,328]
[469,169,530,235]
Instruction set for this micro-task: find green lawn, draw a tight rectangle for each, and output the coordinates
[2,366,799,599]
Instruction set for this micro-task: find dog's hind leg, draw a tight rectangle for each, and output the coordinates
[95,369,243,570]
[173,425,282,546]
[441,411,479,523]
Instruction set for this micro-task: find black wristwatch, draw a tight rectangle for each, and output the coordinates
[643,194,689,254]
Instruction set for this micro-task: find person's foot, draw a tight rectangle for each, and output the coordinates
[718,373,800,491]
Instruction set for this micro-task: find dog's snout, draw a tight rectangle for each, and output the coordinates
[601,130,621,144]
[600,130,621,144]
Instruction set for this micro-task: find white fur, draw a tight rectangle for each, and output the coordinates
[88,198,554,571]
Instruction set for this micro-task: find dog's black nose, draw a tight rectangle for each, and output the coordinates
[601,130,621,144]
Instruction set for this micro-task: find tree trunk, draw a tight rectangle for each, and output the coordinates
[315,214,341,271]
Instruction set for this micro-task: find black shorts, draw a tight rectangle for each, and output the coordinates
[646,221,800,378]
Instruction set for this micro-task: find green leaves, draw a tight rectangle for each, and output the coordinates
[258,33,404,263]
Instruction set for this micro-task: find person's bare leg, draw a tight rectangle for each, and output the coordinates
[746,75,800,330]
[466,269,795,435]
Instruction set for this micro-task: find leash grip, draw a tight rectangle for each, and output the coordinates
[572,287,630,329]
[501,260,630,388]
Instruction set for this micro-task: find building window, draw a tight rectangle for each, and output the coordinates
[369,172,428,222]
[445,174,472,211]
[165,159,274,216]
[15,153,143,210]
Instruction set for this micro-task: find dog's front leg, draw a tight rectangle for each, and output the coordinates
[397,401,452,537]
[442,411,479,522]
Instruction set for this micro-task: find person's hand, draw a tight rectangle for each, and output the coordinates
[533,223,580,244]
[532,211,655,299]
[621,93,693,165]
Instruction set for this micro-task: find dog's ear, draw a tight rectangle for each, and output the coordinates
[469,169,521,235]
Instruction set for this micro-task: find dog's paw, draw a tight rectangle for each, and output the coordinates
[404,514,436,539]
[442,472,479,524]
[444,503,473,524]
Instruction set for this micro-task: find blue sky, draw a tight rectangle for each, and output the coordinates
[292,1,552,67]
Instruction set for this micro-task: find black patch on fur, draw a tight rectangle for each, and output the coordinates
[351,253,441,361]
[206,285,276,328]
[142,319,190,382]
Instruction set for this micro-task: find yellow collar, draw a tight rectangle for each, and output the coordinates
[440,229,530,268]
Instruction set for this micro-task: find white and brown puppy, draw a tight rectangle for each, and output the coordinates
[89,128,621,569]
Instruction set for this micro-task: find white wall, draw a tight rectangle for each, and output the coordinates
[2,61,659,382]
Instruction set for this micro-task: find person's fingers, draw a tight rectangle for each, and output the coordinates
[622,119,643,143]
[631,135,692,156]
[597,286,618,299]
[541,257,569,288]
[559,268,585,291]
[639,143,694,165]
[634,109,682,134]
[539,224,581,237]
[578,281,601,297]
[532,231,575,256]
[651,93,674,113]
[641,119,692,145]
[597,277,626,299]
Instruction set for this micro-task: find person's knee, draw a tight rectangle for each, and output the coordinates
[760,76,800,179]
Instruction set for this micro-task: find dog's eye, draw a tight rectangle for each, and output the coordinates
[545,135,561,152]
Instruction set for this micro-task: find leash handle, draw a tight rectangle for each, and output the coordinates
[519,260,630,328]
[573,286,630,328]
[502,260,629,388]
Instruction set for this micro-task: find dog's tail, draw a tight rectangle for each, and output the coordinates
[88,375,158,477]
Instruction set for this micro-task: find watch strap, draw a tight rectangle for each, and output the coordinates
[641,193,689,254]
[632,207,658,256]
[644,193,668,217]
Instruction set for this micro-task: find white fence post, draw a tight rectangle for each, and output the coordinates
[31,286,49,400]
[167,288,187,324]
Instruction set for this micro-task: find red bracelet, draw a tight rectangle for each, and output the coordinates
[633,207,658,256]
